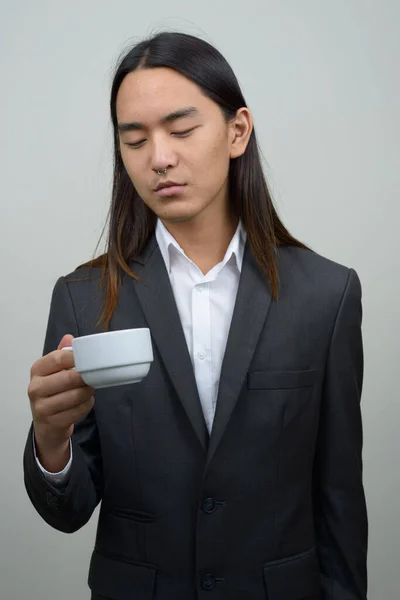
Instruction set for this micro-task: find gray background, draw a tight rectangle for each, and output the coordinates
[1,1,399,598]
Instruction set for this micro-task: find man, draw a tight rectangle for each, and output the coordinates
[24,32,368,599]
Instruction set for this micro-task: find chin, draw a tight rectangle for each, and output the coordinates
[162,214,195,223]
[155,202,205,223]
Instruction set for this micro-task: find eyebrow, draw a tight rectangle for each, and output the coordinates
[117,106,200,133]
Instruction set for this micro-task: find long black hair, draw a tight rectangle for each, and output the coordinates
[74,31,311,331]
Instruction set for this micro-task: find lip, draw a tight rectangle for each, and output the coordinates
[155,184,186,197]
[155,180,182,192]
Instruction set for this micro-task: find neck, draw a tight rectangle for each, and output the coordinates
[160,210,239,275]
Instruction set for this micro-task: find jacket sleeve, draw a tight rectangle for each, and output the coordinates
[312,268,368,599]
[23,276,103,533]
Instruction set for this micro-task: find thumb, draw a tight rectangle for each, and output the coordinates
[57,334,75,351]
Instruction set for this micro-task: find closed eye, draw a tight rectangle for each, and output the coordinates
[172,127,196,137]
[125,127,197,149]
[126,139,146,148]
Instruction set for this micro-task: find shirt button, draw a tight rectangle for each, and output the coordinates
[201,574,215,590]
[197,351,206,360]
[197,285,204,292]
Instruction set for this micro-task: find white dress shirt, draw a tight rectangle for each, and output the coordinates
[35,218,246,483]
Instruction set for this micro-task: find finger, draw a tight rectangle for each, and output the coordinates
[31,348,76,378]
[34,386,94,420]
[29,368,90,403]
[57,334,75,351]
[46,396,95,429]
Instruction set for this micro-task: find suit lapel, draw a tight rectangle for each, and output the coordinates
[205,242,273,468]
[127,233,273,463]
[129,236,209,453]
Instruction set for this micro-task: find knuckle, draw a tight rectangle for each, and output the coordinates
[58,368,76,392]
[69,386,81,404]
[76,396,92,415]
[33,400,48,421]
[81,398,94,416]
[85,386,95,400]
[28,377,40,400]
[65,369,78,388]
[54,350,64,368]
[73,387,87,407]
[30,361,37,379]
[84,391,94,407]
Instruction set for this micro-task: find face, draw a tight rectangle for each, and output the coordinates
[116,67,252,224]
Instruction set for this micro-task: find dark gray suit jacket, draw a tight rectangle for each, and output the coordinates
[23,236,368,600]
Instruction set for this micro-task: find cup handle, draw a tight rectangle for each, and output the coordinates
[61,346,76,371]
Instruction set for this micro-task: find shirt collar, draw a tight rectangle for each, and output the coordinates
[155,218,246,274]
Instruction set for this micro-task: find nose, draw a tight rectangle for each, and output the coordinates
[150,134,178,174]
[152,165,170,175]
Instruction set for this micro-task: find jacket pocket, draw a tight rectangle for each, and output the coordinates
[263,546,321,599]
[107,507,156,523]
[88,550,156,600]
[248,369,315,390]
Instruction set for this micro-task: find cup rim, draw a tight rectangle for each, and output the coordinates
[73,327,150,343]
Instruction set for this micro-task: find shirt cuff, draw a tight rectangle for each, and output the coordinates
[32,433,73,486]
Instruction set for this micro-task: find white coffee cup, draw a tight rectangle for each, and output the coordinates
[61,328,153,389]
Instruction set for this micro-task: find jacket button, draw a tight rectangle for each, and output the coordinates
[45,492,58,508]
[202,497,216,514]
[201,574,215,590]
[46,492,60,512]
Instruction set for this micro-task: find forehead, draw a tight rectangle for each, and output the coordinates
[116,67,211,122]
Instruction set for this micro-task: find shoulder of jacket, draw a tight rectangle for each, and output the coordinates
[280,244,351,279]
[278,245,358,304]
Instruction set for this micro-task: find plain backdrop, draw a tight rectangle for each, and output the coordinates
[1,1,399,598]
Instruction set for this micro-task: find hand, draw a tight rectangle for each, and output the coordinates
[28,334,95,465]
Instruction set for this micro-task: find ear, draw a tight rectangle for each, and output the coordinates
[229,107,253,159]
